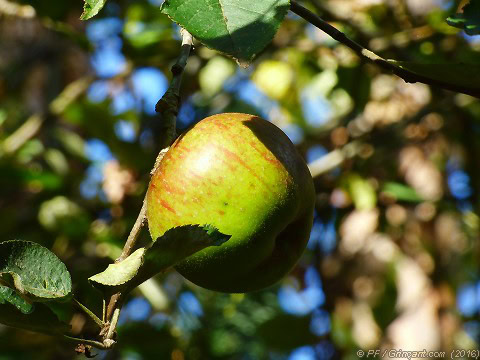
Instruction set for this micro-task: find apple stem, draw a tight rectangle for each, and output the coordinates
[102,28,194,344]
[116,200,147,263]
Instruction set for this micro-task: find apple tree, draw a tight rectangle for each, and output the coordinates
[0,0,480,358]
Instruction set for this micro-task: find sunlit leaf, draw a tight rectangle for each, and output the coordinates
[89,225,231,296]
[161,0,290,64]
[89,247,145,290]
[80,0,108,20]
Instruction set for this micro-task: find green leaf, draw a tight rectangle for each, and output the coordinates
[0,240,72,301]
[388,60,480,96]
[447,1,480,35]
[89,248,145,291]
[0,302,70,335]
[80,0,108,20]
[161,0,290,64]
[382,182,424,202]
[89,225,231,296]
[0,285,33,314]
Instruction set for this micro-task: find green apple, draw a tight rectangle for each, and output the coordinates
[146,113,315,292]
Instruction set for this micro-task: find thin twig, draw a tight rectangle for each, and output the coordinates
[117,201,147,262]
[307,0,434,53]
[112,29,193,271]
[102,299,106,323]
[155,28,194,148]
[114,30,192,265]
[113,142,168,263]
[103,29,193,338]
[105,308,120,340]
[307,0,375,45]
[73,298,103,328]
[63,335,111,350]
[105,293,122,328]
[290,1,480,98]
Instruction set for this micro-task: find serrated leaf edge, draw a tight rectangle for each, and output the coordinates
[88,248,146,287]
[80,0,108,20]
[160,0,291,65]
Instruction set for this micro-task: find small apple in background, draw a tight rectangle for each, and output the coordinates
[147,113,315,292]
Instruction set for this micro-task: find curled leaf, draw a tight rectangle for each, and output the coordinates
[89,225,231,296]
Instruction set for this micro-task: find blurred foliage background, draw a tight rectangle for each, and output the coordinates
[0,0,480,359]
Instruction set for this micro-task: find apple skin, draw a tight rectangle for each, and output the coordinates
[146,113,315,292]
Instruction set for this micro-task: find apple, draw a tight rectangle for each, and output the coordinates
[146,113,315,292]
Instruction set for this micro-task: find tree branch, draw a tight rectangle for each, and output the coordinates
[155,28,194,149]
[116,201,147,263]
[113,29,193,267]
[102,28,193,342]
[290,1,480,98]
[63,335,112,351]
